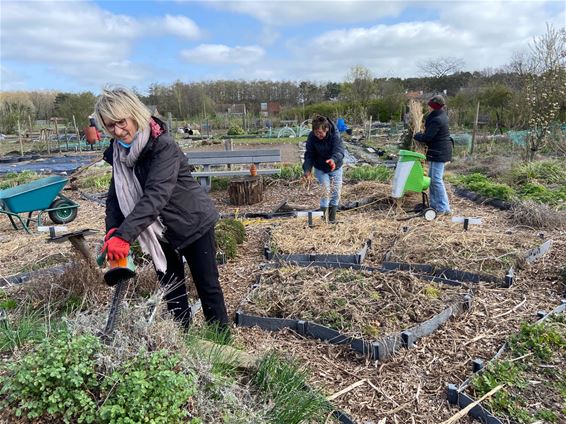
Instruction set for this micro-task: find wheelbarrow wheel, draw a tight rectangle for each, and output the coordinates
[48,199,78,224]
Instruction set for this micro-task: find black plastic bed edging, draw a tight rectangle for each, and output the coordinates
[264,260,482,287]
[236,292,472,361]
[264,238,372,265]
[447,299,566,423]
[1,263,69,287]
[454,187,512,211]
[380,261,509,287]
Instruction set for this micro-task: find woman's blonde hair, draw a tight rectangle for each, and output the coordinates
[94,86,152,134]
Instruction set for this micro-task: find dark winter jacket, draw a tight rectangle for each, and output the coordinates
[103,117,218,250]
[303,117,345,174]
[414,109,452,162]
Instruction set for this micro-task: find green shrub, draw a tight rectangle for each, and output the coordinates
[215,227,238,259]
[516,182,566,205]
[211,176,230,191]
[216,219,246,244]
[345,165,393,182]
[99,351,198,424]
[0,332,99,423]
[273,164,304,181]
[507,160,566,186]
[227,125,245,136]
[508,322,565,361]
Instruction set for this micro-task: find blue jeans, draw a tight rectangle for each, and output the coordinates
[314,167,343,208]
[428,161,450,213]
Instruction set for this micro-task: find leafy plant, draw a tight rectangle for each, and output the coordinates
[0,332,99,423]
[450,173,515,201]
[99,351,198,424]
[227,125,245,136]
[81,173,111,191]
[0,171,40,189]
[273,163,304,181]
[508,322,565,361]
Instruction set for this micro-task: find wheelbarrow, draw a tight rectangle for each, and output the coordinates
[0,175,79,233]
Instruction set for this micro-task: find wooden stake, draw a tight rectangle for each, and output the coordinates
[17,119,23,156]
[72,115,81,152]
[470,101,480,154]
[326,379,366,401]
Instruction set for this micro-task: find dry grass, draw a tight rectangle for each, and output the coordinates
[508,200,566,230]
[407,99,426,154]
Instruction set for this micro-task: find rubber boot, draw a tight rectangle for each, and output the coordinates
[329,206,337,223]
[319,206,328,221]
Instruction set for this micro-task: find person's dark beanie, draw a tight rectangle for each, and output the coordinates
[428,95,445,110]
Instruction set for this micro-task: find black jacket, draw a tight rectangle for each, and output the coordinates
[414,109,452,162]
[103,117,218,250]
[303,117,345,174]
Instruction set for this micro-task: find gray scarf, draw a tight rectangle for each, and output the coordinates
[112,125,167,272]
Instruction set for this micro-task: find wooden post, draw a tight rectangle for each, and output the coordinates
[368,115,372,142]
[53,118,61,153]
[228,176,263,206]
[28,115,33,137]
[72,115,81,152]
[471,101,480,155]
[17,119,23,156]
[64,125,69,151]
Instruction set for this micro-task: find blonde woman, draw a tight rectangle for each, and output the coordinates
[95,87,229,329]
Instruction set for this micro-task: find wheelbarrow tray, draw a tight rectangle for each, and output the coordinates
[0,175,68,213]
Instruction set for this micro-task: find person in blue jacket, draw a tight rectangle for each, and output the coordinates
[302,115,345,223]
[413,95,453,214]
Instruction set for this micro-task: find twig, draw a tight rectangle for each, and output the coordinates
[492,297,526,319]
[439,384,504,424]
[326,379,367,401]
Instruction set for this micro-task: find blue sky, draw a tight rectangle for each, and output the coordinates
[1,0,564,94]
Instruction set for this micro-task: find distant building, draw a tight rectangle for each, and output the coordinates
[260,101,281,117]
[217,103,246,116]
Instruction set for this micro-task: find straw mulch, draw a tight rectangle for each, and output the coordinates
[269,212,379,255]
[245,266,469,340]
[0,190,106,278]
[377,216,544,277]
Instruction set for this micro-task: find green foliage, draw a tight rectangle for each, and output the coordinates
[0,101,33,134]
[210,176,230,191]
[535,408,558,423]
[253,352,331,424]
[0,332,99,423]
[450,173,516,201]
[53,92,97,128]
[0,308,52,352]
[227,125,245,136]
[0,171,40,189]
[508,322,565,361]
[345,165,393,182]
[216,219,246,244]
[99,351,198,424]
[215,227,238,259]
[81,173,111,191]
[423,285,441,299]
[516,182,566,205]
[272,163,304,181]
[506,160,566,186]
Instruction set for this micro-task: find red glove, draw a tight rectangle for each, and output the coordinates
[102,236,130,261]
[104,228,118,241]
[326,159,336,171]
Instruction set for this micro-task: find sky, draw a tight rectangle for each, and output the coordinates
[0,0,564,94]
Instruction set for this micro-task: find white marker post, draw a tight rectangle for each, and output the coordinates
[451,217,482,231]
[295,211,324,227]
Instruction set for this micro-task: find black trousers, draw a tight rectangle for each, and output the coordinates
[157,227,229,326]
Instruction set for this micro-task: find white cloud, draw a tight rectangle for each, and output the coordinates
[0,65,27,91]
[162,14,202,39]
[200,0,405,25]
[181,44,265,65]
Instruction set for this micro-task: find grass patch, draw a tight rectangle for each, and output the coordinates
[345,165,393,182]
[80,172,111,191]
[253,352,331,424]
[271,163,304,181]
[449,173,515,201]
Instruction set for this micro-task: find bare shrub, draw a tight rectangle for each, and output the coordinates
[508,201,566,229]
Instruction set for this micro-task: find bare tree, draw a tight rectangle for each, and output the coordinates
[418,56,465,78]
[341,65,375,104]
[514,24,566,160]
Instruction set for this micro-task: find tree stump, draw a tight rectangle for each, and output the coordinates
[228,176,263,206]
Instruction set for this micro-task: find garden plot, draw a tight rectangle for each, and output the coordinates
[241,266,470,357]
[374,217,543,279]
[266,212,381,264]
